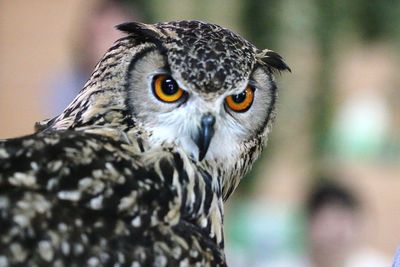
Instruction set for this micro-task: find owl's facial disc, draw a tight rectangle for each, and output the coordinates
[128,49,277,163]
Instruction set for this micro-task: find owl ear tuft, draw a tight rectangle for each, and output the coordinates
[257,49,291,73]
[116,22,164,43]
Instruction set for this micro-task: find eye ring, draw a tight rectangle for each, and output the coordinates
[225,85,255,112]
[152,75,186,103]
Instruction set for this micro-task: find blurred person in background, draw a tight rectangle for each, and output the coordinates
[226,179,390,267]
[45,0,142,116]
[304,181,390,267]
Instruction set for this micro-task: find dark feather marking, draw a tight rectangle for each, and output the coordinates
[261,50,291,72]
[116,22,166,52]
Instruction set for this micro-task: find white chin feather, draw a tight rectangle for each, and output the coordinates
[146,99,245,162]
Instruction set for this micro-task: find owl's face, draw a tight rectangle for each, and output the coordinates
[129,49,276,162]
[48,20,289,175]
[121,21,290,163]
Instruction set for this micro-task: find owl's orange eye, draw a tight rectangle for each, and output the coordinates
[152,75,186,103]
[225,85,255,112]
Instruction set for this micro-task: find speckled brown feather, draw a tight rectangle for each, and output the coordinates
[0,130,226,266]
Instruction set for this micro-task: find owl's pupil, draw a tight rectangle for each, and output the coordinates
[232,91,246,103]
[162,78,179,95]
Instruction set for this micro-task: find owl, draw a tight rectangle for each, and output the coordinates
[0,21,289,266]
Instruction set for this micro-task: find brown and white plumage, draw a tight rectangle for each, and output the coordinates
[0,20,289,266]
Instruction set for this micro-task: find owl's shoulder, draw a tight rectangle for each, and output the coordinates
[0,130,225,265]
[1,130,137,180]
[0,129,187,204]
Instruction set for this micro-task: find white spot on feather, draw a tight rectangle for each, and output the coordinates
[57,191,81,201]
[38,240,54,261]
[0,148,9,158]
[14,214,29,227]
[0,197,9,209]
[30,162,39,171]
[88,257,100,266]
[58,223,68,232]
[154,255,167,267]
[118,191,137,211]
[8,172,37,187]
[179,258,189,267]
[131,216,141,227]
[89,195,103,210]
[78,177,93,190]
[22,139,34,147]
[73,243,84,255]
[46,178,58,190]
[61,242,70,255]
[0,256,8,267]
[48,160,63,172]
[10,243,27,262]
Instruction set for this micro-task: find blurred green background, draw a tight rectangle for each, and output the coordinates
[1,0,399,266]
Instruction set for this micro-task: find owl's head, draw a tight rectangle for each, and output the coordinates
[117,21,289,164]
[48,20,289,189]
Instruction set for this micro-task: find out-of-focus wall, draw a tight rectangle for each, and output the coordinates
[0,0,94,138]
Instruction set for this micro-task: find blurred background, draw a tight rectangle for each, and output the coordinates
[1,0,399,266]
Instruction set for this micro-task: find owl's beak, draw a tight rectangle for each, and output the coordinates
[194,113,215,161]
